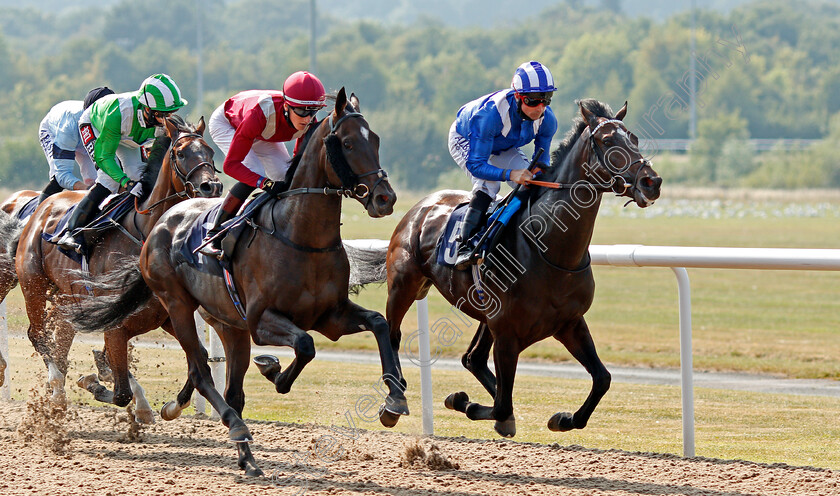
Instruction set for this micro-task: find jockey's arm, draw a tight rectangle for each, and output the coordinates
[52,112,85,189]
[92,124,131,187]
[223,108,269,188]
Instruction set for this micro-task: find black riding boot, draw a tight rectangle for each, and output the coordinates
[53,184,109,252]
[198,192,245,259]
[36,177,64,206]
[454,191,493,270]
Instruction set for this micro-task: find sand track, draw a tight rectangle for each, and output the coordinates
[0,400,837,496]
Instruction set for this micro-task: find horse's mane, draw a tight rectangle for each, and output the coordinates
[139,115,195,196]
[549,99,615,169]
[281,96,359,187]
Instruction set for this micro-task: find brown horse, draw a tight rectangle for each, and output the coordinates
[0,191,39,387]
[13,115,222,418]
[68,88,400,475]
[379,99,661,437]
[0,191,38,298]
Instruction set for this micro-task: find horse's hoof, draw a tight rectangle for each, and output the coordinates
[134,408,156,424]
[229,423,254,443]
[253,355,282,377]
[77,373,98,390]
[444,391,469,411]
[160,400,183,421]
[547,412,575,432]
[378,406,401,428]
[384,396,410,416]
[494,415,516,438]
[244,466,264,477]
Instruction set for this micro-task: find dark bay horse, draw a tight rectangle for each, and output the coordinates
[13,116,221,419]
[381,99,661,437]
[69,88,400,475]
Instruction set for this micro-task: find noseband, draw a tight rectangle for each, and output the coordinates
[586,119,651,196]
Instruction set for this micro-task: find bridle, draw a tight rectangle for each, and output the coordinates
[276,111,389,209]
[135,133,217,214]
[585,119,652,196]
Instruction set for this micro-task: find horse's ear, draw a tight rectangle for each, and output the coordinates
[196,116,206,136]
[615,101,628,121]
[579,102,598,128]
[350,92,361,113]
[164,117,179,139]
[334,87,347,117]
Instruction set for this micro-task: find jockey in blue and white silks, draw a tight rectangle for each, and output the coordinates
[448,60,558,269]
[36,87,114,205]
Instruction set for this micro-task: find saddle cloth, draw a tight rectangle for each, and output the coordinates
[435,194,524,267]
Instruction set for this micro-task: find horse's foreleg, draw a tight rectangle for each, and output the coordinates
[319,300,409,427]
[549,317,610,432]
[0,350,6,387]
[461,323,496,398]
[250,309,314,395]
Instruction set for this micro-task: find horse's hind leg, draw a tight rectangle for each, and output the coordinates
[548,317,611,432]
[461,323,496,398]
[445,333,520,438]
[385,246,431,379]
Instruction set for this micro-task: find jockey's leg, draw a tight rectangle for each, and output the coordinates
[54,183,109,252]
[36,177,63,206]
[454,190,492,270]
[198,182,252,258]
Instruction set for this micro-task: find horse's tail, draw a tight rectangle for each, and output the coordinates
[0,210,24,261]
[344,239,389,294]
[64,256,154,333]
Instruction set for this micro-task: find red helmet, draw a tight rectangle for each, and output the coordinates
[283,71,326,107]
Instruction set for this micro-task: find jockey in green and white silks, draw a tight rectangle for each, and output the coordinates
[54,74,188,252]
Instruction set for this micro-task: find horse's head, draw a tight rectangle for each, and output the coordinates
[321,87,396,218]
[580,101,661,207]
[163,116,224,198]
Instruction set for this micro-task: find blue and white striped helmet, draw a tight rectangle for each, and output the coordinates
[511,61,557,94]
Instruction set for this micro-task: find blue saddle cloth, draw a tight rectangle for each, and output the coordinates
[16,197,39,222]
[435,194,524,267]
[41,194,135,263]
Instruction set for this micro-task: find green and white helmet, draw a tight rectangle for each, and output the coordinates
[137,73,188,112]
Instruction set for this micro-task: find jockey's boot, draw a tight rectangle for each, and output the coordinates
[36,178,63,206]
[454,191,493,270]
[198,193,244,259]
[53,185,108,253]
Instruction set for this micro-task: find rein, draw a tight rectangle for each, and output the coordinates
[135,133,217,215]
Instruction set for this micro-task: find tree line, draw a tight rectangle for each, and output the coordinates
[1,0,839,190]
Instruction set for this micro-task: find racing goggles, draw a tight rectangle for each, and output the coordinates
[521,94,552,107]
[291,106,322,118]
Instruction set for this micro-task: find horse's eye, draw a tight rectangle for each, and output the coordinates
[343,139,353,150]
[177,151,185,159]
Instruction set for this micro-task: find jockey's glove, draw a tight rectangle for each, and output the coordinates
[125,180,144,198]
[262,179,287,197]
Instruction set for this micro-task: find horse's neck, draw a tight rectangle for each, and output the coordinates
[281,144,343,243]
[132,156,178,236]
[527,136,602,270]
